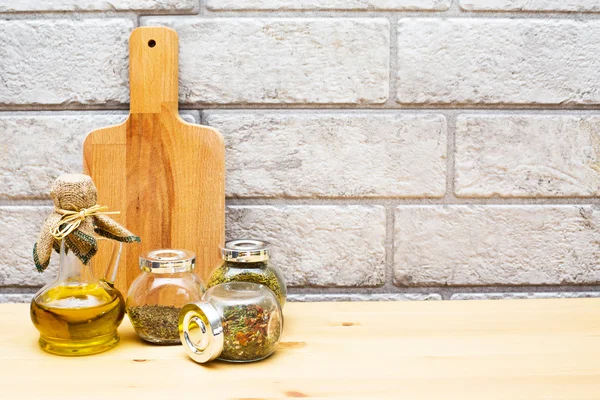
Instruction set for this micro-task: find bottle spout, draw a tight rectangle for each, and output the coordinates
[103,241,123,287]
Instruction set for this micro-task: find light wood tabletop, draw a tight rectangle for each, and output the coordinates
[1,299,599,399]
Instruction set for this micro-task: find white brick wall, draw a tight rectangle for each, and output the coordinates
[142,17,390,104]
[0,294,34,303]
[1,114,127,199]
[450,292,600,300]
[0,19,134,105]
[226,206,386,287]
[0,207,56,287]
[396,19,600,105]
[395,206,600,286]
[455,114,600,198]
[206,0,451,11]
[0,4,598,302]
[460,0,600,12]
[0,0,197,12]
[205,112,447,198]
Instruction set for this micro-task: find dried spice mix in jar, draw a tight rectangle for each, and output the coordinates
[179,282,283,363]
[127,249,205,344]
[208,240,287,307]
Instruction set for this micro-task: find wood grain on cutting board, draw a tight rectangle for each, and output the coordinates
[83,27,225,293]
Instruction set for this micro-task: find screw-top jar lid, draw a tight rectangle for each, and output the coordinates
[179,301,224,363]
[221,239,270,263]
[139,249,196,274]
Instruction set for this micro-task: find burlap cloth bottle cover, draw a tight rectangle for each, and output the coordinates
[33,174,140,272]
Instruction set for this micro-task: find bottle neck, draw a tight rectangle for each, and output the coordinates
[57,240,98,286]
[224,260,268,269]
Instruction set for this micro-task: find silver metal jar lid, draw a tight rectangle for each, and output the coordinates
[221,239,270,263]
[179,301,224,363]
[139,249,196,274]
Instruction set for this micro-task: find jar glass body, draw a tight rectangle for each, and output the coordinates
[30,241,125,356]
[208,260,287,307]
[127,270,204,344]
[180,282,283,363]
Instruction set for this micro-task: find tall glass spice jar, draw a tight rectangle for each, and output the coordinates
[127,249,205,344]
[179,282,283,363]
[208,239,287,307]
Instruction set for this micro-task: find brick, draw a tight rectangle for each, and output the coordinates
[205,112,447,198]
[207,0,450,11]
[1,114,123,200]
[451,292,600,300]
[0,19,134,106]
[0,0,196,12]
[0,294,34,303]
[0,207,56,287]
[289,293,442,301]
[455,114,600,198]
[460,0,600,12]
[226,206,386,287]
[142,18,390,104]
[0,112,198,200]
[396,19,600,105]
[394,206,600,286]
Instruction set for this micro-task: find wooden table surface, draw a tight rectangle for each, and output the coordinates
[1,299,599,399]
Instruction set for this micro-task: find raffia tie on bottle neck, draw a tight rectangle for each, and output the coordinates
[50,205,120,240]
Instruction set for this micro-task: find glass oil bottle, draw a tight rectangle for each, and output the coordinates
[30,240,125,356]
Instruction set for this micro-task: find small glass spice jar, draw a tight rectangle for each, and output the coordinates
[179,282,283,363]
[127,249,205,344]
[208,239,287,307]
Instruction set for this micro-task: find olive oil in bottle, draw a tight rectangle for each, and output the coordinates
[30,239,126,356]
[31,282,125,356]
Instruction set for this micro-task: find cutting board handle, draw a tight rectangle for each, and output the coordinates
[129,27,179,114]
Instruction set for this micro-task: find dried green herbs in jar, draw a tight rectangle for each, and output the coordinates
[179,282,283,363]
[126,249,205,344]
[128,305,181,343]
[208,240,287,307]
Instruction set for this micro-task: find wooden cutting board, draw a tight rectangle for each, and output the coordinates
[83,27,225,293]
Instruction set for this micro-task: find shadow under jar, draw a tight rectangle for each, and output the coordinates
[208,239,287,307]
[179,282,283,363]
[127,249,205,344]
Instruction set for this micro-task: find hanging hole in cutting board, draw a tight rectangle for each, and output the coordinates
[148,39,156,48]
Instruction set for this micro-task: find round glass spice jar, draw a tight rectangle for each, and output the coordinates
[179,282,283,363]
[208,239,287,307]
[127,249,205,344]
